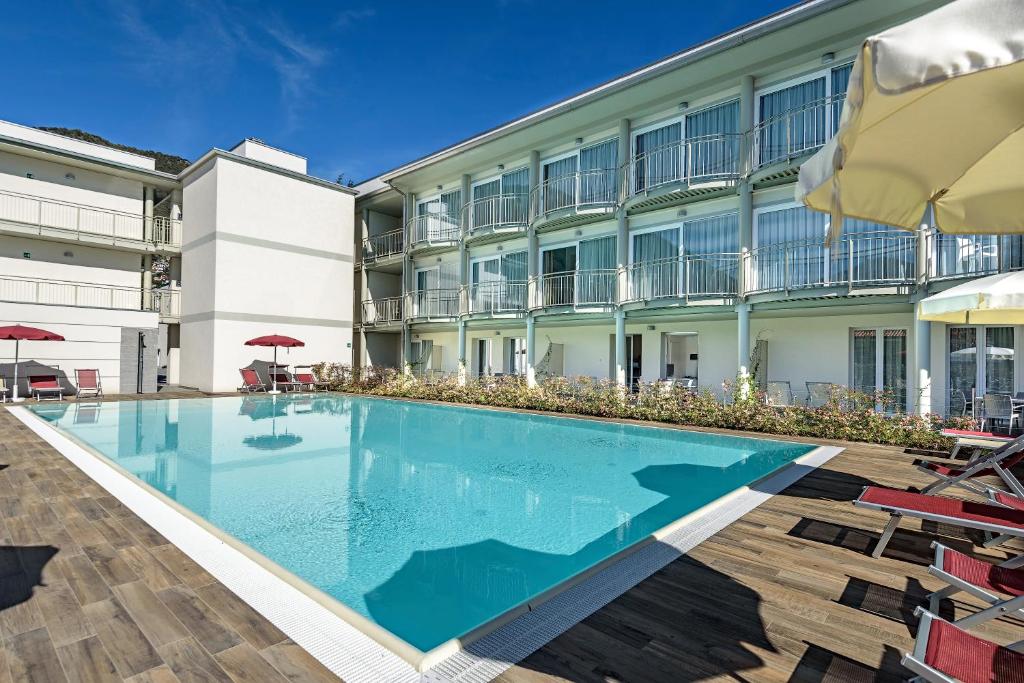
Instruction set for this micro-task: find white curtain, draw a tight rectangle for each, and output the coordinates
[755,205,828,289]
[579,139,617,205]
[685,100,739,178]
[543,156,578,213]
[684,213,739,295]
[758,77,826,165]
[634,123,682,191]
[632,228,679,299]
[579,235,616,304]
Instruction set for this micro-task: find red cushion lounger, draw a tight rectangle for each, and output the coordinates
[927,542,1024,631]
[915,437,1024,499]
[238,368,266,393]
[902,609,1024,683]
[29,375,63,401]
[853,486,1024,558]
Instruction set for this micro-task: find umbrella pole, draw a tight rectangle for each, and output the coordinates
[269,345,280,395]
[11,339,20,403]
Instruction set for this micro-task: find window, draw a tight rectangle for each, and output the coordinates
[949,326,1016,411]
[471,168,528,231]
[632,227,680,299]
[851,329,907,411]
[414,264,458,317]
[506,337,527,375]
[541,235,615,306]
[470,251,527,312]
[541,139,618,214]
[415,189,461,241]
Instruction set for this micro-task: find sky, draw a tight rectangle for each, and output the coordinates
[2,1,797,183]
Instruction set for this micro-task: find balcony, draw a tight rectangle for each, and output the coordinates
[152,289,181,322]
[623,135,742,213]
[407,214,461,254]
[928,233,1024,281]
[534,270,617,309]
[462,194,529,244]
[530,170,617,231]
[362,296,403,326]
[0,275,164,313]
[0,189,181,251]
[747,230,916,296]
[361,229,404,267]
[624,254,739,305]
[467,281,527,316]
[409,289,460,320]
[750,95,844,182]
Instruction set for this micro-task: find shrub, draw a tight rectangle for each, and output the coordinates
[311,363,968,451]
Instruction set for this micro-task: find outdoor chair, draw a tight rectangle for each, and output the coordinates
[269,365,302,392]
[239,368,267,393]
[805,382,835,408]
[29,375,63,401]
[925,541,1024,634]
[293,366,328,392]
[949,390,968,417]
[941,428,1016,460]
[901,609,1024,681]
[982,393,1020,434]
[853,486,1024,558]
[74,369,103,399]
[765,381,793,407]
[915,435,1024,499]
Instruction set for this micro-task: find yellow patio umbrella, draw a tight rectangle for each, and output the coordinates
[797,0,1024,242]
[918,270,1024,324]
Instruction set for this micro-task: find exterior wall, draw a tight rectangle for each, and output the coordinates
[0,235,141,289]
[0,301,158,395]
[179,155,354,392]
[0,121,156,170]
[229,140,306,175]
[0,149,144,214]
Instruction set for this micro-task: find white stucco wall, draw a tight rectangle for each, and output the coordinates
[0,236,141,288]
[179,155,355,392]
[0,149,145,215]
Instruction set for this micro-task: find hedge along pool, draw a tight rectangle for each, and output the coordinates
[28,394,815,660]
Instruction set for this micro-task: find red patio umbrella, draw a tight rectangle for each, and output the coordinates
[0,325,66,402]
[244,334,304,394]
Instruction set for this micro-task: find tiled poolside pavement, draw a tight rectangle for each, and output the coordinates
[0,392,1021,682]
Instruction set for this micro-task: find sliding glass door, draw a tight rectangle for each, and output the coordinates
[851,329,907,411]
[949,326,1016,411]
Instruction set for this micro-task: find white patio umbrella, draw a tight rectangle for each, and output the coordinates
[797,0,1024,242]
[919,270,1024,324]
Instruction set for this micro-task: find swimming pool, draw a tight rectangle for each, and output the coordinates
[29,394,814,661]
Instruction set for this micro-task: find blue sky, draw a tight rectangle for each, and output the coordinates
[3,1,795,182]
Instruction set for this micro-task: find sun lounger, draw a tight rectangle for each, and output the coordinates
[926,542,1024,634]
[269,365,302,392]
[239,368,266,393]
[74,369,103,399]
[293,366,328,392]
[901,609,1024,681]
[29,375,63,401]
[941,428,1016,460]
[853,486,1024,558]
[915,437,1024,499]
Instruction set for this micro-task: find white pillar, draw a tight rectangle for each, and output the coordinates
[457,320,467,386]
[915,304,932,416]
[737,303,751,397]
[614,309,626,386]
[526,315,537,387]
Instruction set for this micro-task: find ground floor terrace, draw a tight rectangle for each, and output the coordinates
[364,302,1023,417]
[0,391,1020,682]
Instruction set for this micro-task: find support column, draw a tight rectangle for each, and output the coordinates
[143,186,155,240]
[915,304,932,416]
[526,315,536,387]
[457,320,468,386]
[401,192,414,372]
[736,303,751,398]
[458,174,471,385]
[142,255,153,311]
[614,309,626,387]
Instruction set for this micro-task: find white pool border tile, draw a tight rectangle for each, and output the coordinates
[10,404,841,683]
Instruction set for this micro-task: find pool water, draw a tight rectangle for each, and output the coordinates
[31,395,813,652]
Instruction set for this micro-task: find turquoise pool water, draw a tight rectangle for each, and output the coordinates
[30,395,813,652]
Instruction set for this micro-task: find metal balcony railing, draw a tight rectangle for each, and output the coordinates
[0,275,163,311]
[0,189,182,247]
[408,214,461,248]
[411,289,460,318]
[625,134,742,198]
[747,230,916,294]
[362,228,404,263]
[625,254,740,302]
[362,296,403,325]
[536,269,617,307]
[530,170,618,220]
[467,281,527,314]
[752,94,845,170]
[152,289,181,319]
[463,194,529,237]
[928,232,1024,280]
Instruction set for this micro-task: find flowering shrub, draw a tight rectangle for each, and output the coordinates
[312,363,972,451]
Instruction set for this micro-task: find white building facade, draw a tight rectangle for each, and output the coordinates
[353,0,1020,416]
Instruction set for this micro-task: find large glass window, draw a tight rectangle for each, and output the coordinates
[541,140,618,214]
[949,326,1016,412]
[851,328,907,411]
[753,205,829,290]
[633,123,682,192]
[470,251,527,312]
[471,168,528,230]
[685,100,740,180]
[416,190,461,241]
[685,213,739,295]
[632,228,680,300]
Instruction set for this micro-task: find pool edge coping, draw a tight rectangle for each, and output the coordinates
[8,401,843,683]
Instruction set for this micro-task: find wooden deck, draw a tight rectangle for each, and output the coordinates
[0,396,1020,682]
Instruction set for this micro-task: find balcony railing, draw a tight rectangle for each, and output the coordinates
[0,275,162,311]
[463,194,529,237]
[626,134,742,199]
[536,269,617,308]
[752,94,844,170]
[625,254,740,302]
[530,170,618,221]
[0,189,182,248]
[468,281,527,314]
[152,289,181,319]
[362,296,403,325]
[408,214,461,248]
[362,228,404,263]
[747,230,916,294]
[928,233,1024,280]
[411,288,460,318]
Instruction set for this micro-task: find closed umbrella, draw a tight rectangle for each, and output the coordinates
[243,334,304,394]
[919,270,1024,324]
[797,0,1024,241]
[0,325,66,402]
